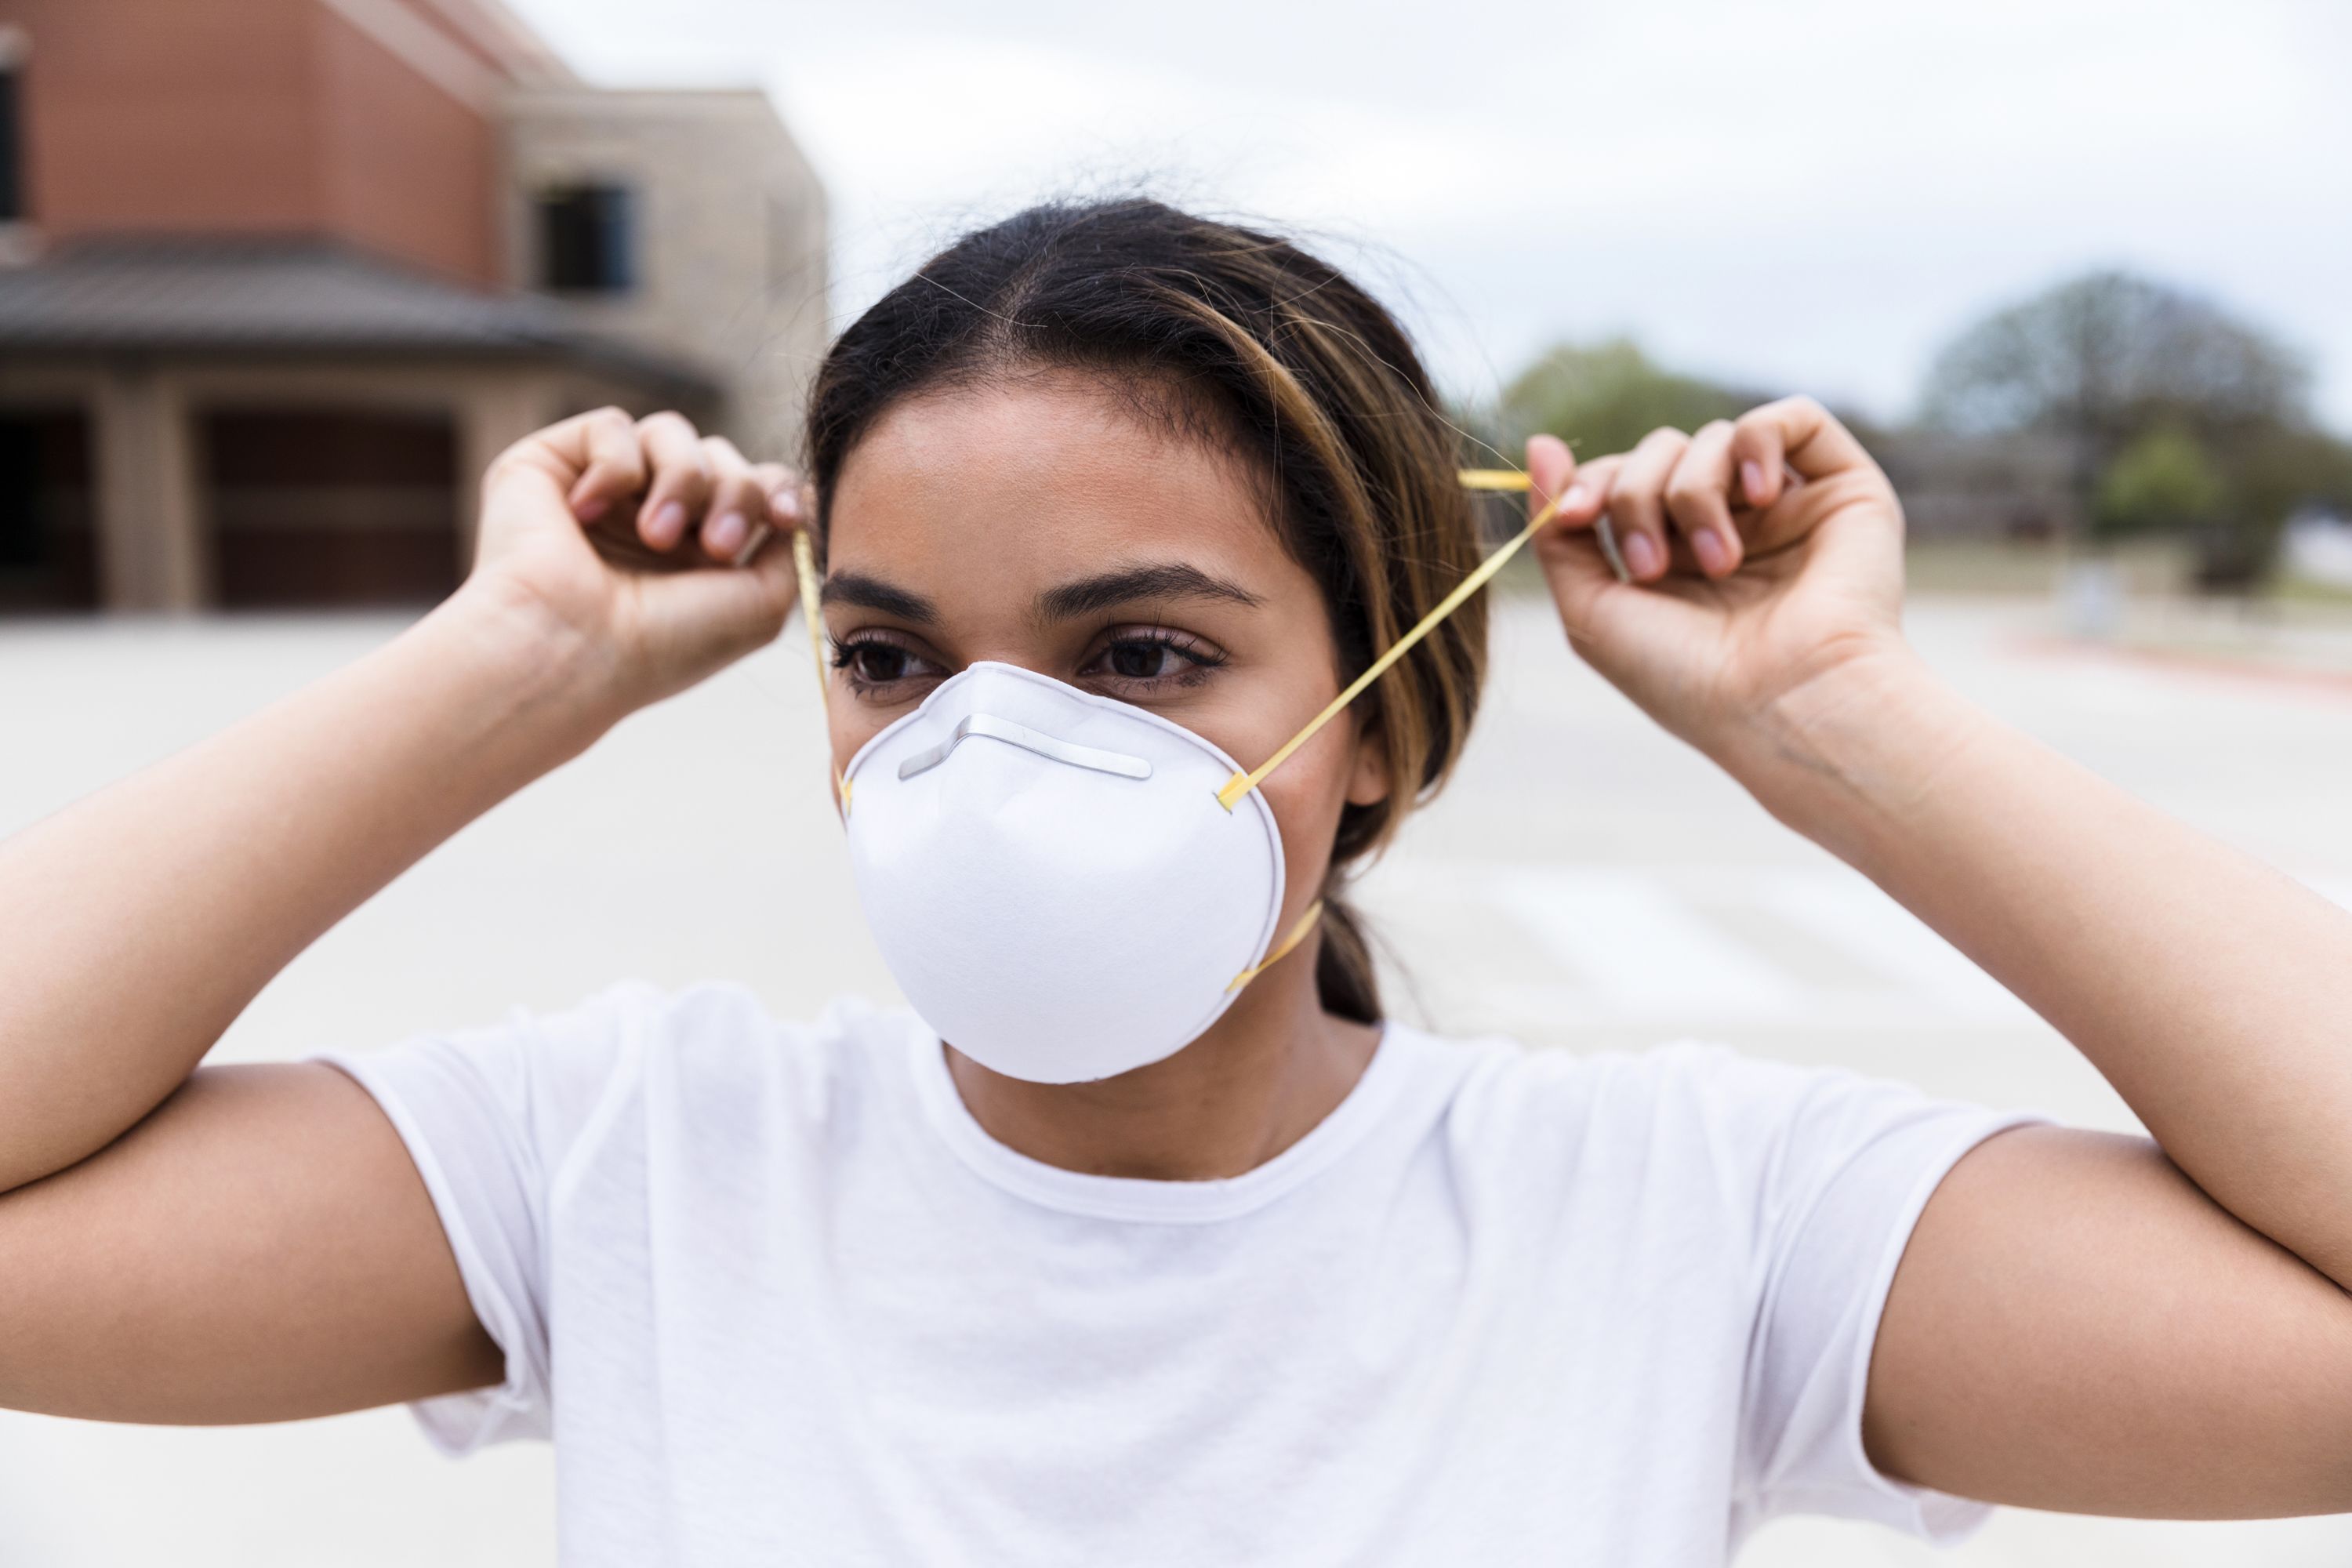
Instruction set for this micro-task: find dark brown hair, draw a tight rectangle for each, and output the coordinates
[804,198,1486,1022]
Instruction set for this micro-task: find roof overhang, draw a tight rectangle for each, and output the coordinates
[0,240,720,409]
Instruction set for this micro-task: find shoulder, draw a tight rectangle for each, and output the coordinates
[1412,1029,1989,1211]
[538,980,927,1120]
[1432,1029,1848,1131]
[328,982,928,1184]
[621,983,926,1135]
[1445,1030,1944,1127]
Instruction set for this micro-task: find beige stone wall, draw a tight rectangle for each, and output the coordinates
[500,89,829,466]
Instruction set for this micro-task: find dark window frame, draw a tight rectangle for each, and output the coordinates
[537,182,636,296]
[0,61,25,224]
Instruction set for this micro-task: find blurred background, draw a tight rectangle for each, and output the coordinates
[1,2,2349,1564]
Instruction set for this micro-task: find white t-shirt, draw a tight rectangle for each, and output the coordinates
[325,982,2032,1566]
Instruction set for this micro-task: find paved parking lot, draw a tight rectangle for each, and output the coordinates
[3,593,2350,1566]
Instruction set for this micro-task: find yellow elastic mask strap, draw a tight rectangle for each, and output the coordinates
[1214,470,1570,813]
[791,528,853,813]
[1226,899,1325,993]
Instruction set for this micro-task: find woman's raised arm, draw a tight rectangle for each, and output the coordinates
[1526,399,2352,1516]
[0,409,799,1421]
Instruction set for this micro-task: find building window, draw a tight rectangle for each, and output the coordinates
[538,183,634,294]
[0,412,99,613]
[0,64,24,223]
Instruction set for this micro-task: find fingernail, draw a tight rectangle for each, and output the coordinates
[770,488,803,522]
[732,521,774,568]
[651,500,688,546]
[1693,529,1732,574]
[1740,460,1767,503]
[574,494,609,523]
[1623,530,1663,579]
[706,510,749,559]
[1561,483,1594,513]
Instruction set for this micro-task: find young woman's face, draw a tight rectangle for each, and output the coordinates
[821,374,1389,935]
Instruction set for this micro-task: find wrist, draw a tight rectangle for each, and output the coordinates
[430,576,632,757]
[1718,640,1978,866]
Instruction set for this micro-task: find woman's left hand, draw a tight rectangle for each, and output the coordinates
[1526,396,1914,758]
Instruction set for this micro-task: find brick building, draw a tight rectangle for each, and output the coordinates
[0,0,826,612]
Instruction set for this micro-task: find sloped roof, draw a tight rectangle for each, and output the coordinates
[0,240,719,404]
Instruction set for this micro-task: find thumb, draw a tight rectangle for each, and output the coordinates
[1526,441,1621,644]
[630,536,800,691]
[1525,433,1578,516]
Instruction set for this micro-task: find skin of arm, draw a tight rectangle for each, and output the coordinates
[1529,400,2352,1515]
[1747,645,2352,1514]
[0,408,800,1420]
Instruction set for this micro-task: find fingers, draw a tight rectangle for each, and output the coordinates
[1525,397,1890,615]
[633,412,714,552]
[521,406,802,572]
[1570,456,1628,582]
[563,407,648,524]
[755,465,806,533]
[698,437,771,564]
[1525,433,1610,532]
[1664,420,1743,578]
[1602,427,1690,583]
[722,462,783,568]
[1523,435,1624,583]
[1730,394,1876,505]
[1728,414,1786,514]
[565,409,804,567]
[1526,443,1632,642]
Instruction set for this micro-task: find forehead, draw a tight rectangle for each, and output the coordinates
[825,375,1296,587]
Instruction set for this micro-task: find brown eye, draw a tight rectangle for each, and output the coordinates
[832,634,942,693]
[1108,641,1173,680]
[852,644,913,683]
[1079,628,1226,692]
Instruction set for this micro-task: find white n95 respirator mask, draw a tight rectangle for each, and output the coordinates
[789,468,1568,1084]
[837,661,1296,1083]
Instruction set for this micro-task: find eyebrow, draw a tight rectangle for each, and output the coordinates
[818,561,1263,628]
[1035,563,1263,622]
[822,572,940,624]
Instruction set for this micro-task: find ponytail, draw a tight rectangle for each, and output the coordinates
[1314,892,1381,1024]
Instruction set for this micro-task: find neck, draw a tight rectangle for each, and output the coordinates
[943,940,1382,1181]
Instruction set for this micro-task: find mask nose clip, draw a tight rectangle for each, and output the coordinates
[896,712,1154,783]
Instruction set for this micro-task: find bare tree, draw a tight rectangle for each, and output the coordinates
[1920,270,2311,529]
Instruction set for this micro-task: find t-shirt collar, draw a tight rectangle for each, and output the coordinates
[906,1019,1409,1224]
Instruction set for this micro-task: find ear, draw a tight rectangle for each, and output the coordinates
[1345,722,1392,809]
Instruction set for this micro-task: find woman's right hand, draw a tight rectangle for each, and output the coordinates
[466,408,807,715]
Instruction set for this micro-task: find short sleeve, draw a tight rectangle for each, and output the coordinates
[318,980,664,1453]
[1690,1047,2045,1544]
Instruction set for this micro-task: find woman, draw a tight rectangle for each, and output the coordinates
[4,198,2350,1564]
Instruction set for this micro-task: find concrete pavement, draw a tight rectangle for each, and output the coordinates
[2,593,2349,1566]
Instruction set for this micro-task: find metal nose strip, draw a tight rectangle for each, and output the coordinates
[896,713,1154,782]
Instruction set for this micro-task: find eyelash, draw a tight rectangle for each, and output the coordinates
[1085,627,1228,689]
[829,626,1227,697]
[829,630,936,694]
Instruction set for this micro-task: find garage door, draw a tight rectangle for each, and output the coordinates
[205,409,460,609]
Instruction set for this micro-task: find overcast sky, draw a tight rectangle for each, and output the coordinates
[507,0,2352,431]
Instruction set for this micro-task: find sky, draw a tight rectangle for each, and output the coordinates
[506,0,2352,431]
